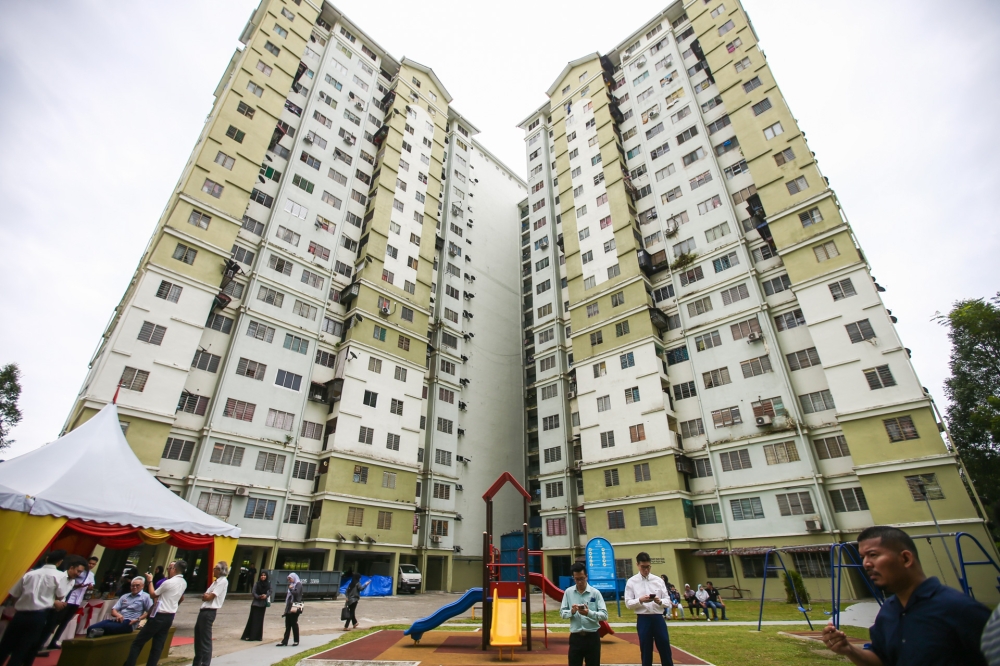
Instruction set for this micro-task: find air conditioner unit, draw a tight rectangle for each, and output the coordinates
[342,136,354,145]
[457,428,466,436]
[380,306,391,316]
[755,415,773,427]
[448,249,457,256]
[456,484,464,491]
[805,519,823,531]
[455,514,463,521]
[458,401,468,411]
[355,101,364,110]
[460,355,469,362]
[648,109,660,118]
[453,545,463,553]
[636,57,647,67]
[746,332,762,342]
[539,239,549,248]
[430,535,442,544]
[567,391,576,399]
[303,135,313,144]
[235,487,250,496]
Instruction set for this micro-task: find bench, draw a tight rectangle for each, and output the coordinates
[716,584,751,599]
[57,626,175,666]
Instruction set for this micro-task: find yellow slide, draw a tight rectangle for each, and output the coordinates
[490,587,522,659]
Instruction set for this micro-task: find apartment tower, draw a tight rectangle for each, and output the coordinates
[64,0,525,592]
[517,0,996,600]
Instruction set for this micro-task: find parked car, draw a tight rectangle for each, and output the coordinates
[397,564,421,594]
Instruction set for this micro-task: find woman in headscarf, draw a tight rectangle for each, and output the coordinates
[342,572,369,630]
[684,583,699,617]
[694,584,710,620]
[277,573,303,647]
[152,566,165,588]
[241,571,271,641]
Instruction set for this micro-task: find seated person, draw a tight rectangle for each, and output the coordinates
[703,581,727,620]
[683,583,700,616]
[87,577,153,637]
[667,584,684,619]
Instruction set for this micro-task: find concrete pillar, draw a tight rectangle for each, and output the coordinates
[389,550,400,596]
[418,552,428,593]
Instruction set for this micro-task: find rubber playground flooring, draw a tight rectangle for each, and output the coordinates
[306,629,712,665]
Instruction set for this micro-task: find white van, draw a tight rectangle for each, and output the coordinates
[397,564,422,594]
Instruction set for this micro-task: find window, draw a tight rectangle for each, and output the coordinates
[225,125,246,143]
[597,396,611,412]
[864,365,897,390]
[679,266,704,286]
[607,510,625,530]
[237,100,256,118]
[600,431,616,449]
[742,555,777,579]
[800,390,836,414]
[751,244,775,263]
[712,406,742,428]
[545,481,564,498]
[434,449,453,467]
[763,122,784,140]
[752,98,773,116]
[830,487,869,513]
[687,296,712,317]
[705,222,730,242]
[673,381,697,401]
[719,448,751,472]
[774,309,806,332]
[793,552,830,578]
[172,243,197,264]
[255,451,286,473]
[829,278,857,301]
[590,331,603,346]
[763,441,800,466]
[119,366,149,392]
[162,437,195,461]
[629,424,646,442]
[703,367,732,389]
[762,274,791,296]
[741,355,772,378]
[786,347,821,371]
[666,346,689,365]
[137,321,167,346]
[786,175,809,195]
[799,207,823,227]
[713,252,739,273]
[265,408,295,431]
[206,313,234,333]
[694,503,722,525]
[730,497,764,522]
[347,507,364,526]
[437,416,454,434]
[244,498,277,520]
[697,195,722,215]
[845,319,876,343]
[274,369,302,391]
[906,473,944,501]
[197,492,232,517]
[156,280,183,303]
[814,435,850,460]
[774,147,796,166]
[694,331,721,352]
[884,416,919,442]
[434,483,452,500]
[615,320,629,337]
[679,418,705,440]
[223,398,255,421]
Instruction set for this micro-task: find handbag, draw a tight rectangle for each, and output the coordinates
[340,605,351,621]
[265,596,271,608]
[291,602,305,613]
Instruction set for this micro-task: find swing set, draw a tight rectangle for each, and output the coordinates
[756,531,1000,631]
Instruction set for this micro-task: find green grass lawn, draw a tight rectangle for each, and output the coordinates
[448,598,849,625]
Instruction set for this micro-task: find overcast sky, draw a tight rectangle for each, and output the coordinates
[1,0,997,458]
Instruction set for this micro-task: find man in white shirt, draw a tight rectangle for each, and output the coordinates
[192,561,230,666]
[44,555,99,650]
[122,559,188,666]
[0,550,87,666]
[624,552,673,666]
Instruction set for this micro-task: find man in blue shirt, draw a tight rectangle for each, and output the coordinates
[560,562,608,666]
[822,525,990,665]
[86,577,153,637]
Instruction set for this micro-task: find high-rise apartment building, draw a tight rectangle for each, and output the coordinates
[518,0,996,600]
[63,0,526,592]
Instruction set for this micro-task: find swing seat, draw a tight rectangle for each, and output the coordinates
[797,606,808,613]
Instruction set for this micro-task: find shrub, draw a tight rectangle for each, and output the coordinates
[783,570,810,605]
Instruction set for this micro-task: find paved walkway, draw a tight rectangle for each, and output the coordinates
[175,632,341,666]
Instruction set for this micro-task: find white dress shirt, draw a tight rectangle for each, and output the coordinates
[9,565,75,611]
[66,570,95,605]
[200,576,228,609]
[624,572,671,615]
[152,575,187,614]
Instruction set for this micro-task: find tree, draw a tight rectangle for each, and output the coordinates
[940,294,1000,514]
[0,363,23,452]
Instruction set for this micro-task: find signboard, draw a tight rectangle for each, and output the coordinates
[586,537,615,589]
[585,537,621,615]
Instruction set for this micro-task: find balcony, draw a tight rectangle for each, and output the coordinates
[527,464,540,477]
[600,54,615,79]
[608,100,625,125]
[339,282,360,305]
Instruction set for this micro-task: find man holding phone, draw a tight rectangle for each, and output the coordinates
[624,552,673,666]
[560,562,608,666]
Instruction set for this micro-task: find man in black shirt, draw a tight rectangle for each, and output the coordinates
[822,525,990,666]
[703,582,727,620]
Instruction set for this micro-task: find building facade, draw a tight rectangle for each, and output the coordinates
[64,0,525,592]
[517,0,996,600]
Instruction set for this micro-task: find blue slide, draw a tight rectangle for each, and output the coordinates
[404,587,483,642]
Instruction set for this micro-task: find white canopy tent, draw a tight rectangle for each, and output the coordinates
[0,403,239,598]
[0,403,238,536]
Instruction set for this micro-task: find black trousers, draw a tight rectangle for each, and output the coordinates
[344,601,358,627]
[44,602,80,647]
[123,612,174,666]
[0,609,50,666]
[568,630,601,666]
[192,608,216,666]
[282,612,300,644]
[637,614,673,666]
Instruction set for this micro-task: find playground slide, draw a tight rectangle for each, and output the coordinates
[404,587,483,642]
[490,588,523,647]
[528,572,614,637]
